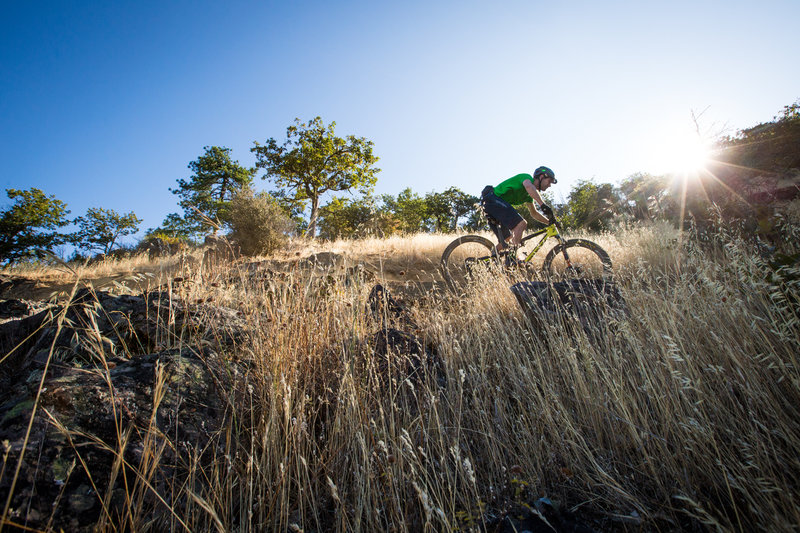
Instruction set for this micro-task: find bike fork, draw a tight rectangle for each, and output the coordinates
[558,239,575,268]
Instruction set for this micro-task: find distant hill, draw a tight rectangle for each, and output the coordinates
[711,100,800,208]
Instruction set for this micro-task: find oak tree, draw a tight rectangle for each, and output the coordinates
[252,117,380,238]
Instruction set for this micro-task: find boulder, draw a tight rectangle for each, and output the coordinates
[0,298,50,320]
[367,285,445,387]
[203,234,240,265]
[510,279,627,342]
[0,281,253,531]
[0,288,249,388]
[0,347,239,532]
[0,274,37,299]
[299,251,344,270]
[486,497,597,533]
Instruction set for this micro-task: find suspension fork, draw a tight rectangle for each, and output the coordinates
[555,234,576,268]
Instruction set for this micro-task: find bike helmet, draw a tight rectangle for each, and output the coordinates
[533,166,556,184]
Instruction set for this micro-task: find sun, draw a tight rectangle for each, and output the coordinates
[647,127,713,176]
[670,134,711,174]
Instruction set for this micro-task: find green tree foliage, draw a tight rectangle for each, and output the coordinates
[227,186,293,256]
[268,188,308,235]
[463,209,489,231]
[170,146,255,235]
[144,213,196,243]
[318,197,370,240]
[252,117,380,238]
[560,180,621,231]
[317,195,398,240]
[619,172,670,221]
[0,188,71,263]
[73,207,142,255]
[424,187,479,232]
[716,99,800,174]
[382,188,428,233]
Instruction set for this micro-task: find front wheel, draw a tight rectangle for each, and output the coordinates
[440,235,498,293]
[543,239,612,280]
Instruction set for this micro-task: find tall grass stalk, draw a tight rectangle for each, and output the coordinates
[3,224,799,531]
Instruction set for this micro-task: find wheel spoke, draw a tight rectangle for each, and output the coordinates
[440,236,498,292]
[544,240,612,280]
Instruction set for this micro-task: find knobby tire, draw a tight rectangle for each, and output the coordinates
[440,235,496,293]
[542,239,613,278]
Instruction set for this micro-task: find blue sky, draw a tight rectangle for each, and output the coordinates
[2,0,798,243]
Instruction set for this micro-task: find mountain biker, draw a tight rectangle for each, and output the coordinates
[480,166,556,255]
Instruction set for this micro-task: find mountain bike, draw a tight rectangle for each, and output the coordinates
[440,208,612,293]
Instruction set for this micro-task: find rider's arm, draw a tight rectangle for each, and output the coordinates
[523,179,545,206]
[523,179,550,225]
[525,202,550,225]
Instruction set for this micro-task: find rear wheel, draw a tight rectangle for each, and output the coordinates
[440,235,498,293]
[543,239,612,280]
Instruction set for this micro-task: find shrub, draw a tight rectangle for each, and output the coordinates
[227,187,292,256]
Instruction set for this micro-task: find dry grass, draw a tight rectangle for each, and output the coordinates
[3,223,800,531]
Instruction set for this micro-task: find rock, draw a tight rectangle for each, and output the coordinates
[370,327,445,388]
[367,285,445,387]
[344,263,375,286]
[0,288,249,390]
[0,299,37,319]
[510,279,627,342]
[0,347,240,532]
[368,284,416,331]
[0,274,37,298]
[203,234,240,265]
[299,252,344,270]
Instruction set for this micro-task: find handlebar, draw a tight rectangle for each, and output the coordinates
[540,204,560,230]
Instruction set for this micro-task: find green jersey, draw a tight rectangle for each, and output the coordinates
[493,173,534,206]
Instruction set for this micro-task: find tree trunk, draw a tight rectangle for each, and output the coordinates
[306,195,320,238]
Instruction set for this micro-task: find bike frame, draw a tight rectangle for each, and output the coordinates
[486,220,580,271]
[517,224,564,263]
[478,202,578,269]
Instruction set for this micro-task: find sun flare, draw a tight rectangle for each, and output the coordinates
[648,128,712,175]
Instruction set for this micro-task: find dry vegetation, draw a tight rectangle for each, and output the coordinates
[2,222,799,531]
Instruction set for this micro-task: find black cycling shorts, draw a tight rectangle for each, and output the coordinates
[481,186,524,242]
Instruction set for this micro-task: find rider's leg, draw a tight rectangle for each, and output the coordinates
[496,232,511,252]
[510,219,527,247]
[482,188,524,251]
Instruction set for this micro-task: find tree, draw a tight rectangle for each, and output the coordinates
[267,188,308,235]
[425,187,479,232]
[170,146,255,235]
[318,196,373,240]
[0,188,70,263]
[318,195,397,240]
[382,188,428,233]
[716,99,800,175]
[252,117,380,238]
[73,207,142,255]
[463,209,489,232]
[561,180,621,231]
[618,172,669,221]
[144,213,196,242]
